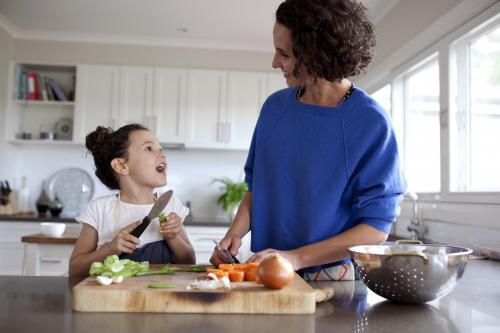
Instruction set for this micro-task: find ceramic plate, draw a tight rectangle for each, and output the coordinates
[45,168,94,217]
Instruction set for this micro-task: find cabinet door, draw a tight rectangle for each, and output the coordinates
[226,71,267,150]
[118,66,154,128]
[186,69,227,149]
[265,72,287,99]
[74,65,120,142]
[153,68,187,144]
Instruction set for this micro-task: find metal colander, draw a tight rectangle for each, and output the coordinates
[348,241,472,304]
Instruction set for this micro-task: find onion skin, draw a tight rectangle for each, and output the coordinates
[257,254,294,289]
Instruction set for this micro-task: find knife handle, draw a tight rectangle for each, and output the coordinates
[130,216,151,238]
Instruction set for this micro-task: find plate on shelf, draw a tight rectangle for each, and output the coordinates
[54,118,73,140]
[45,168,94,217]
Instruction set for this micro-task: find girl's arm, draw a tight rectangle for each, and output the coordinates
[68,220,142,276]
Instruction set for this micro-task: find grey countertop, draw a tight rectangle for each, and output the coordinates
[1,259,499,333]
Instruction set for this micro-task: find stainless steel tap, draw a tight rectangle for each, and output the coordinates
[404,192,427,240]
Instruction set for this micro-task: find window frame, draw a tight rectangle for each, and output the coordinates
[366,5,500,205]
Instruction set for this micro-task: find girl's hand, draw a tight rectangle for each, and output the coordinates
[210,233,241,266]
[247,248,302,271]
[159,213,183,240]
[106,220,142,254]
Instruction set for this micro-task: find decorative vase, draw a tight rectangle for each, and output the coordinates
[36,183,50,217]
[49,195,64,217]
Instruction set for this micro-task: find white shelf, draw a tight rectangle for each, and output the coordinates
[8,139,82,146]
[14,100,75,107]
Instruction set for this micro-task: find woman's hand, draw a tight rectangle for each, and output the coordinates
[210,233,242,266]
[159,213,183,240]
[105,220,142,254]
[247,248,302,271]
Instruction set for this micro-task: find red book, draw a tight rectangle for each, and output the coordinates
[27,72,36,100]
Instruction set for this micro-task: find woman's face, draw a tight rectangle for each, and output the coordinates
[272,22,301,87]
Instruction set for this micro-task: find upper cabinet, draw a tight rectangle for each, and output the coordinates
[73,65,120,142]
[75,65,186,145]
[6,62,286,150]
[186,70,286,150]
[4,63,77,143]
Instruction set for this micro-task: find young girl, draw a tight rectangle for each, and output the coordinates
[69,124,195,276]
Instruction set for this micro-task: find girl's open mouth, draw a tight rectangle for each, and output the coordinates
[156,163,166,174]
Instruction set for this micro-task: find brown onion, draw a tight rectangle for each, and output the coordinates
[257,254,294,289]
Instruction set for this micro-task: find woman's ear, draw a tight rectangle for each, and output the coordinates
[110,158,129,175]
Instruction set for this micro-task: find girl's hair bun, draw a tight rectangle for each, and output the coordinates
[86,126,113,154]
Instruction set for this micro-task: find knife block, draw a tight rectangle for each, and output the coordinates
[0,191,17,215]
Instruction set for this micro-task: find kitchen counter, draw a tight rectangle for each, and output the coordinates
[0,214,77,223]
[1,259,499,333]
[21,233,78,244]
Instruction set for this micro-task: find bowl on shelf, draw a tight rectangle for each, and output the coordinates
[40,222,66,237]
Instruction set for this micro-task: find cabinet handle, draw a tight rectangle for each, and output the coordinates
[39,257,64,264]
[217,123,224,142]
[225,123,231,143]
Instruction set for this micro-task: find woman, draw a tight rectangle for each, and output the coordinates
[211,0,406,281]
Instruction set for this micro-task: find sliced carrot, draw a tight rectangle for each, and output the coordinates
[232,263,245,271]
[245,262,260,272]
[228,270,245,282]
[206,268,222,274]
[218,264,234,272]
[245,270,258,282]
[207,270,229,279]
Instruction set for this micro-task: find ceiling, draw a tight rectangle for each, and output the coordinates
[0,0,399,51]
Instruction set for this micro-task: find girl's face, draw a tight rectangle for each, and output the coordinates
[124,130,167,188]
[272,22,302,87]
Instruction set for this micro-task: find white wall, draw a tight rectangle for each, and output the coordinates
[12,144,247,221]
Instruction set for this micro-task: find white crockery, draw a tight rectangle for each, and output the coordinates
[40,222,66,237]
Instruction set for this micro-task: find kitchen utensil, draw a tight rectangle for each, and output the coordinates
[348,241,472,304]
[213,240,240,264]
[0,181,7,205]
[45,168,94,217]
[73,264,316,314]
[40,222,66,237]
[130,190,173,238]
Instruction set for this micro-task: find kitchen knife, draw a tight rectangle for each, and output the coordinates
[213,240,240,264]
[130,190,173,238]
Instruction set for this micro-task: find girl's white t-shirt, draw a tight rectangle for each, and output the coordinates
[76,193,189,248]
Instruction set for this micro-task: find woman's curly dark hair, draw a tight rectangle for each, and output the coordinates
[86,123,148,190]
[276,0,375,82]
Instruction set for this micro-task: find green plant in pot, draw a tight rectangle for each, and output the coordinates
[211,177,247,221]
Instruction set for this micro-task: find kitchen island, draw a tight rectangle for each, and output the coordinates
[1,259,499,333]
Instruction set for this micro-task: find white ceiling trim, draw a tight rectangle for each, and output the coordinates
[6,27,274,52]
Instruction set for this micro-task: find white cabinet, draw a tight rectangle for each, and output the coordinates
[23,242,74,276]
[186,70,273,150]
[75,65,185,144]
[118,66,154,128]
[186,69,228,149]
[153,68,187,144]
[74,65,120,142]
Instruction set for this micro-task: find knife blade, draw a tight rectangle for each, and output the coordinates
[130,190,173,238]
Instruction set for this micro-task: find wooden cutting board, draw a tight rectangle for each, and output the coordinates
[72,266,316,314]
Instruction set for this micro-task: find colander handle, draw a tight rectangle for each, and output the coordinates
[395,239,423,245]
[385,252,429,265]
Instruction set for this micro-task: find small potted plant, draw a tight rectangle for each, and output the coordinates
[211,177,247,221]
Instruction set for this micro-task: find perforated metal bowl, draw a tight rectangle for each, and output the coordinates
[348,241,472,304]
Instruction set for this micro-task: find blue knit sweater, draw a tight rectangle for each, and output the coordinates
[244,86,406,273]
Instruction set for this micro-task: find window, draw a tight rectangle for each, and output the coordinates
[372,84,391,115]
[402,59,441,193]
[451,23,500,191]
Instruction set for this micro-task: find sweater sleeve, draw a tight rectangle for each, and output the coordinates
[344,106,407,233]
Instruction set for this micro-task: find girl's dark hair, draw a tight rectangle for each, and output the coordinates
[86,123,148,190]
[276,0,375,82]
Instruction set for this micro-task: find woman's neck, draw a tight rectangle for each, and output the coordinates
[300,78,352,107]
[119,185,155,205]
